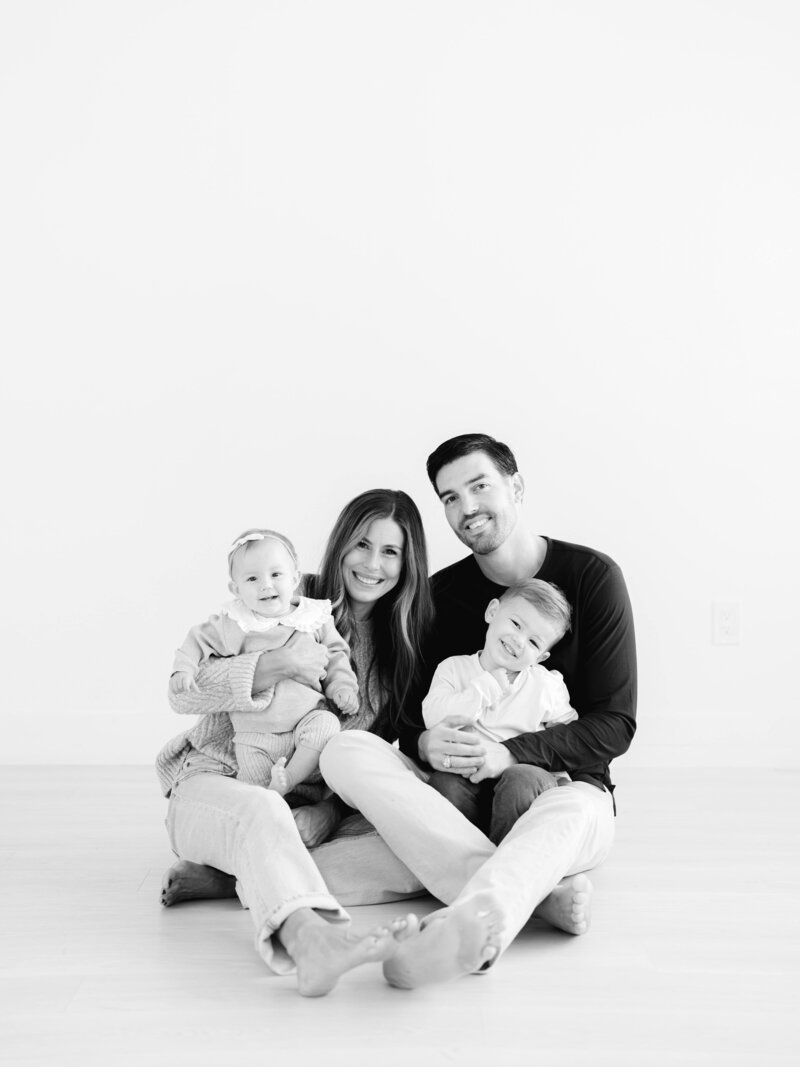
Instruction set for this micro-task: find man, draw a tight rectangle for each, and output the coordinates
[320,432,637,988]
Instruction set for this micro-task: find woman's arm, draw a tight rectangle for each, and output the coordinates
[168,632,330,717]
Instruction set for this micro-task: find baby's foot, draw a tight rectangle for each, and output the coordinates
[382,892,503,990]
[160,860,236,906]
[268,757,290,796]
[291,914,419,997]
[533,874,592,935]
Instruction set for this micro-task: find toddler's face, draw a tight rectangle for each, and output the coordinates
[230,539,299,618]
[482,595,563,673]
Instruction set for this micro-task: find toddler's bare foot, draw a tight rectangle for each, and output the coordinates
[533,874,592,935]
[292,799,342,847]
[382,892,503,990]
[268,757,291,796]
[285,913,419,997]
[160,860,236,906]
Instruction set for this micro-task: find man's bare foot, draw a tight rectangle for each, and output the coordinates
[382,892,504,990]
[268,757,290,796]
[160,860,236,906]
[283,912,420,997]
[292,799,342,847]
[532,874,592,935]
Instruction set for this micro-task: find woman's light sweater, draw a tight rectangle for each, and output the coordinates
[156,619,383,797]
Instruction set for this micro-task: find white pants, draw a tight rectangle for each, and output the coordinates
[320,731,616,958]
[166,768,422,974]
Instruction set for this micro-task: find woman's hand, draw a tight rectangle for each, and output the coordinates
[252,631,330,694]
[418,714,486,776]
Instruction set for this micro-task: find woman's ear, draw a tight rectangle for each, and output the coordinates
[484,599,500,623]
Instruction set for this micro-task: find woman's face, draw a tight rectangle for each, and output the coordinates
[342,516,405,619]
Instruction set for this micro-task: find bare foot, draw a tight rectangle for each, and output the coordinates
[284,913,420,997]
[382,892,504,990]
[160,860,236,906]
[533,874,592,935]
[292,799,343,847]
[268,757,290,796]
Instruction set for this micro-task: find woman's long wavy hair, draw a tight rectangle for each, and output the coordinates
[309,489,434,737]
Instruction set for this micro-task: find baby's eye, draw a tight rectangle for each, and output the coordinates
[246,576,257,582]
[511,620,520,629]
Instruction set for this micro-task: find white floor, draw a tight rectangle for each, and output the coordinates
[2,765,798,1066]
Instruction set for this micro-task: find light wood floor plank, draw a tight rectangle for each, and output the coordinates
[1,765,797,1065]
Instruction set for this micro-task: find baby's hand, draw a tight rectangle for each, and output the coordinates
[169,671,198,695]
[332,688,359,715]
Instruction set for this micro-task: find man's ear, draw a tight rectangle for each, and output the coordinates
[484,599,500,623]
[512,472,525,504]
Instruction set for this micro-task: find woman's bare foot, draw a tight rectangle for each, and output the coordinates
[382,892,504,990]
[160,860,236,906]
[281,912,420,997]
[292,799,342,847]
[532,874,592,935]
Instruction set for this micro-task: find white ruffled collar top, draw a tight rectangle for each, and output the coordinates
[221,595,333,634]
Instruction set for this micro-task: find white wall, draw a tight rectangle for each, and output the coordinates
[2,2,798,767]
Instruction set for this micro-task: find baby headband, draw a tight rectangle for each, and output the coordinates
[228,529,299,575]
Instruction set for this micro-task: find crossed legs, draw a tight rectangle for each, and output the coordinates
[164,771,416,995]
[320,731,615,988]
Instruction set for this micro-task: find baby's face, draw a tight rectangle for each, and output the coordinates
[482,595,563,673]
[230,539,299,618]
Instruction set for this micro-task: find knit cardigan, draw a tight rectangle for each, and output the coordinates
[156,619,383,797]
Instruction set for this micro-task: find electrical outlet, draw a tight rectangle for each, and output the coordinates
[712,601,741,645]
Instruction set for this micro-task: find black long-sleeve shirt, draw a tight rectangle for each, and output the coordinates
[403,538,637,793]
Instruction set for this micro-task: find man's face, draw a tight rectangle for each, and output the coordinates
[434,452,523,555]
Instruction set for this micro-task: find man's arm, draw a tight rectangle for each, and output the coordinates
[503,563,636,775]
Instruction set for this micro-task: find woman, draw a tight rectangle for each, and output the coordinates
[156,489,434,996]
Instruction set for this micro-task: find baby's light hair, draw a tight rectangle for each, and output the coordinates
[227,528,299,578]
[500,579,572,641]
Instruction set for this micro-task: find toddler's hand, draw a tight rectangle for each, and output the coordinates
[332,688,359,715]
[169,671,197,695]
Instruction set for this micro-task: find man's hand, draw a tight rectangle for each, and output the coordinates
[418,714,486,776]
[468,740,516,783]
[169,671,197,695]
[252,631,329,693]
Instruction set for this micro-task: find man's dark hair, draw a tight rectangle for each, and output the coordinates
[426,433,519,489]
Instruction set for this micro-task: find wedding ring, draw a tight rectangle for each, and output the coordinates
[443,754,452,769]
